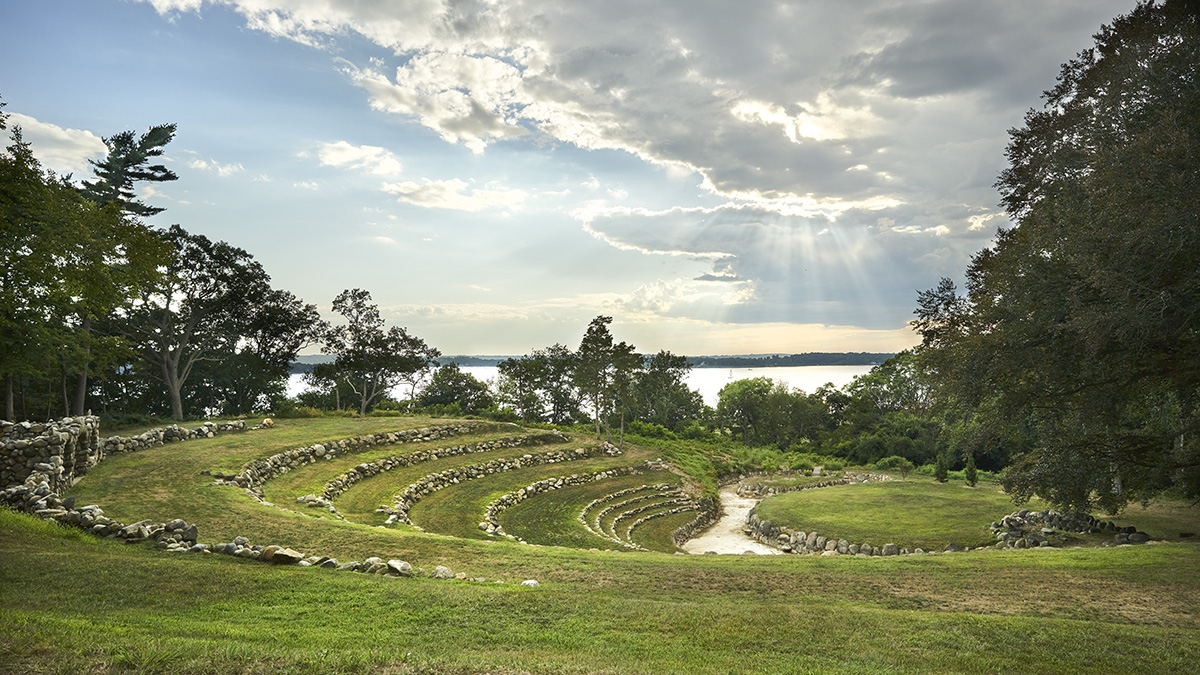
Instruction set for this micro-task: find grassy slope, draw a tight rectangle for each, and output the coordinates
[4,417,1200,674]
[499,470,685,551]
[4,509,1200,674]
[754,477,1050,550]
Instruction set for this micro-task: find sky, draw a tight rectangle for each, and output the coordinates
[0,0,1136,356]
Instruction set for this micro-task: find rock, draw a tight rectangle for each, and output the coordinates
[1128,532,1150,543]
[271,548,304,564]
[319,558,339,569]
[387,560,414,577]
[520,579,540,588]
[433,565,453,579]
[881,543,899,556]
[181,524,198,542]
[260,545,281,562]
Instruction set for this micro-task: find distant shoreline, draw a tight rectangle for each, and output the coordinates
[289,352,893,374]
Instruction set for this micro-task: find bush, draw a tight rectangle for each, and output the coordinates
[964,453,978,487]
[628,421,677,440]
[875,455,914,480]
[679,421,716,441]
[934,455,949,483]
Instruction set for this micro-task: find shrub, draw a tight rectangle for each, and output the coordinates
[628,421,676,440]
[934,455,949,483]
[964,453,978,487]
[875,455,914,480]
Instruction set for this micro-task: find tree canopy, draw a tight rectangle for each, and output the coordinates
[917,0,1200,512]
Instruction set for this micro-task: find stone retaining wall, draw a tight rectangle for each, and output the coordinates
[1,416,252,494]
[2,417,540,585]
[212,422,487,502]
[100,420,248,454]
[482,464,643,542]
[1,417,101,493]
[382,442,624,525]
[671,494,719,547]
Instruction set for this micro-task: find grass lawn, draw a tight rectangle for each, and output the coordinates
[499,470,685,551]
[5,416,1200,674]
[753,476,1048,550]
[4,508,1200,674]
[407,445,657,540]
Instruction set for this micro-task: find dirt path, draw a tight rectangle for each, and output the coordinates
[682,483,781,555]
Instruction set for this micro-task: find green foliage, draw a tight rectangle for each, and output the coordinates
[964,453,978,487]
[934,455,949,483]
[418,363,493,415]
[321,288,438,415]
[78,123,178,217]
[875,455,916,480]
[114,225,322,420]
[916,1,1200,512]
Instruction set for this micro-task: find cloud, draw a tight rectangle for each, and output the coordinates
[6,113,107,175]
[382,178,525,211]
[317,140,402,174]
[137,0,1123,209]
[293,180,320,190]
[188,157,244,176]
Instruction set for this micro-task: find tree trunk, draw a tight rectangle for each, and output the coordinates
[4,374,12,421]
[163,359,184,421]
[72,315,91,416]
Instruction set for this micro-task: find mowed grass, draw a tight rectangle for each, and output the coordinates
[629,509,696,553]
[498,470,685,551]
[259,421,519,507]
[407,445,657,540]
[4,508,1200,674]
[332,439,600,528]
[5,416,1200,673]
[754,476,1048,550]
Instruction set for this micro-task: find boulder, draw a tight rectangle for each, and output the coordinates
[271,548,304,564]
[521,579,540,588]
[433,566,454,579]
[387,560,414,577]
[881,543,899,556]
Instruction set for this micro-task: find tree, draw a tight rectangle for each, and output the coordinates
[1,115,168,419]
[419,363,494,415]
[934,455,949,484]
[916,1,1200,513]
[118,226,315,420]
[964,452,978,487]
[632,350,706,431]
[204,288,323,415]
[496,354,547,423]
[716,377,773,444]
[323,289,440,415]
[573,315,637,441]
[79,124,178,217]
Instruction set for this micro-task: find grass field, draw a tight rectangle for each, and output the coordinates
[753,476,1052,550]
[4,416,1200,674]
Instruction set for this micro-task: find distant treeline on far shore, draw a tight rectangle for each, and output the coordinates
[289,352,893,374]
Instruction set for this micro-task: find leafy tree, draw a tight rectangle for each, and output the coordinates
[205,288,322,415]
[573,315,638,441]
[117,226,316,420]
[322,289,439,415]
[916,1,1200,512]
[876,455,915,481]
[628,350,705,431]
[496,354,547,423]
[1,114,168,419]
[419,363,493,415]
[79,124,178,217]
[716,377,773,444]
